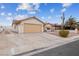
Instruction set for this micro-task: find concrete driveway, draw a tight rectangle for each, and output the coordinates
[0,32,79,56]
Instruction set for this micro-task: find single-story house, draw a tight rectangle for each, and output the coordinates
[44,23,55,32]
[12,17,44,33]
[54,24,61,30]
[12,16,62,33]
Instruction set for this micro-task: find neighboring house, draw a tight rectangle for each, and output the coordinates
[44,23,55,32]
[0,26,4,32]
[44,23,61,32]
[0,23,4,32]
[12,17,44,33]
[54,24,61,30]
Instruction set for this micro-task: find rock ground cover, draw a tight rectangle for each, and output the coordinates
[0,29,79,55]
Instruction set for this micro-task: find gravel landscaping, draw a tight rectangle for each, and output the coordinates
[0,30,79,56]
[0,32,63,55]
[49,30,79,37]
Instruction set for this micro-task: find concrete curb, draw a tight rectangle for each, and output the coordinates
[14,36,79,56]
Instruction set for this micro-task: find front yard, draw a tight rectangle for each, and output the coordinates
[0,32,63,55]
[49,30,79,37]
[0,30,79,56]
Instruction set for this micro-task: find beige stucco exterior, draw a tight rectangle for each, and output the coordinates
[44,23,55,32]
[12,17,44,33]
[24,24,43,32]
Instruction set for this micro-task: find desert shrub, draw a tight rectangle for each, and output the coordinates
[59,30,69,37]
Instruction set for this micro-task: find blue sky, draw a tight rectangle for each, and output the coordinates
[0,3,79,26]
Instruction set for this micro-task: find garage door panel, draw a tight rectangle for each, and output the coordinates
[24,24,42,32]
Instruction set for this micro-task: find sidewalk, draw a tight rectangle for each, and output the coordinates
[0,32,79,56]
[15,35,79,56]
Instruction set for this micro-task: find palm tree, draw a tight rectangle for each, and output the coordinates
[65,16,77,30]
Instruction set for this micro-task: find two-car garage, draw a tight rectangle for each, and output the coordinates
[12,17,44,33]
[24,24,43,33]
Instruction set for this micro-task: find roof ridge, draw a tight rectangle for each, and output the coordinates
[12,16,44,24]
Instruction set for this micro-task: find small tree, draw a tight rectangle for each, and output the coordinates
[65,16,77,30]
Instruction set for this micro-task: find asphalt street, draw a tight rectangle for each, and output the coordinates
[32,38,79,56]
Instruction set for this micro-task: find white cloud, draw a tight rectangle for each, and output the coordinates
[50,8,54,13]
[16,3,33,11]
[61,8,66,13]
[32,3,40,11]
[7,13,12,16]
[15,14,28,20]
[61,3,72,13]
[1,5,5,9]
[28,11,36,14]
[41,16,45,19]
[1,12,5,16]
[62,3,72,8]
[16,3,40,14]
[44,16,53,23]
[56,15,61,18]
[47,16,52,19]
[6,16,13,21]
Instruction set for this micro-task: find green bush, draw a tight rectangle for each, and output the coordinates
[59,30,69,38]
